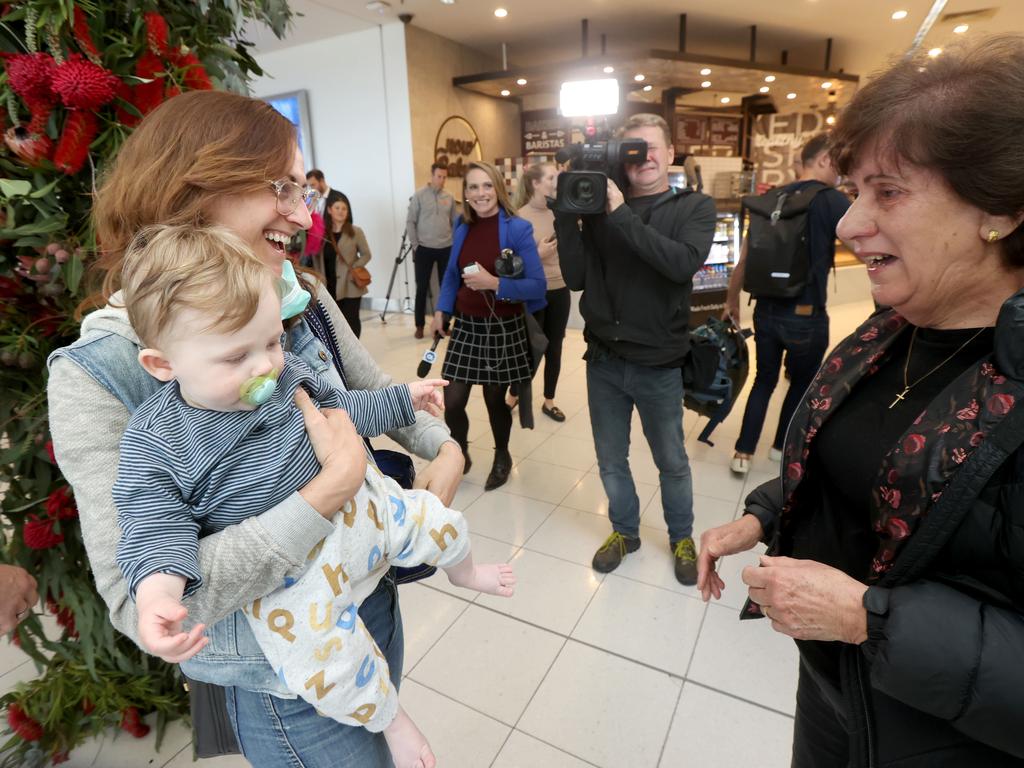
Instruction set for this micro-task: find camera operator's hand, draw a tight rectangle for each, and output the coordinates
[606,179,626,214]
[463,264,499,292]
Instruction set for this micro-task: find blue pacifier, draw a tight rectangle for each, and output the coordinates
[279,260,311,319]
[239,368,280,407]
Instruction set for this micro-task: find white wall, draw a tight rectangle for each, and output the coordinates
[253,23,414,303]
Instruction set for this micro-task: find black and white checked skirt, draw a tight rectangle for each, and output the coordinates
[441,313,532,385]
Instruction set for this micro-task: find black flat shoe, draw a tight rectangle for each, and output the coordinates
[459,443,472,475]
[541,404,566,422]
[484,450,512,491]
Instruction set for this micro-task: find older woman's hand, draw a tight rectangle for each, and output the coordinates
[743,556,869,644]
[697,515,763,601]
[295,388,367,518]
[413,441,464,506]
[0,565,38,634]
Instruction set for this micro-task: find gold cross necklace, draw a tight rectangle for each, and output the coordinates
[889,326,988,409]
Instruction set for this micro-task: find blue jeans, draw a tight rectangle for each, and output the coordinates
[735,301,830,455]
[587,357,694,542]
[224,577,403,768]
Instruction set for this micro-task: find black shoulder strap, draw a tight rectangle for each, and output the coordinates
[640,186,693,225]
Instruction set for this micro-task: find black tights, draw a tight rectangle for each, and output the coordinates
[444,381,512,453]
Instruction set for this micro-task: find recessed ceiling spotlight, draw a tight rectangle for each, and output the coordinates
[928,47,942,57]
[516,78,527,85]
[786,92,797,100]
[500,89,510,96]
[365,0,390,12]
[891,10,908,20]
[826,115,837,125]
[953,23,969,34]
[440,0,455,4]
[700,68,711,76]
[764,75,776,83]
[720,96,730,104]
[701,80,711,88]
[494,7,508,17]
[634,73,645,82]
[821,81,833,89]
[759,86,770,93]
[643,85,653,92]
[603,66,614,74]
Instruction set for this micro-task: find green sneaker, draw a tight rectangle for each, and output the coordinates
[592,532,641,573]
[672,537,698,586]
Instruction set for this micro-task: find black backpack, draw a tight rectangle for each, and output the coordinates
[741,181,828,299]
[683,317,751,446]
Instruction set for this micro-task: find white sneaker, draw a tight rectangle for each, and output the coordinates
[769,447,783,462]
[730,455,750,475]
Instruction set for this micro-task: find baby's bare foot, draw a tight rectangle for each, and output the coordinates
[450,563,516,597]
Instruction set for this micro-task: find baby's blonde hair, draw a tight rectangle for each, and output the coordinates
[121,225,274,347]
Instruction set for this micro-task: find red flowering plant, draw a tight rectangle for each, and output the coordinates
[0,1,292,764]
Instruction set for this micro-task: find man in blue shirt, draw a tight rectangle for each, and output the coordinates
[724,133,851,474]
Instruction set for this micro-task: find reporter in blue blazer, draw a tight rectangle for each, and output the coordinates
[431,161,546,490]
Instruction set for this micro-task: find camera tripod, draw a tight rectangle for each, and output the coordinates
[380,231,414,323]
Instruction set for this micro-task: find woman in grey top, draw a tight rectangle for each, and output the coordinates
[47,90,464,768]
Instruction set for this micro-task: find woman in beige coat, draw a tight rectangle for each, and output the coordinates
[315,193,371,337]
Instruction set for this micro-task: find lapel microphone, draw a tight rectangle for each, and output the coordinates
[417,334,442,378]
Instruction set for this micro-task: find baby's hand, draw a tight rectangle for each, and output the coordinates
[408,379,447,417]
[137,595,208,663]
[383,705,436,768]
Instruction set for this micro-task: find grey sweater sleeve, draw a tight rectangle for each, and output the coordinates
[47,358,335,642]
[315,283,455,459]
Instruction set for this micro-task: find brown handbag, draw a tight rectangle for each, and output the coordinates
[350,266,372,289]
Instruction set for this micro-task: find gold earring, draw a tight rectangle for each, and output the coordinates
[987,229,1000,243]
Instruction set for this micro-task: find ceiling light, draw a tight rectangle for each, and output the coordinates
[764,75,776,83]
[603,66,614,74]
[891,10,908,20]
[440,0,455,4]
[701,81,711,88]
[700,68,712,76]
[759,86,770,93]
[516,78,527,85]
[928,47,942,57]
[953,23,969,34]
[821,81,833,89]
[643,85,653,92]
[500,89,510,96]
[634,73,645,82]
[826,115,837,125]
[365,0,390,12]
[787,92,797,100]
[494,7,507,17]
[720,97,730,104]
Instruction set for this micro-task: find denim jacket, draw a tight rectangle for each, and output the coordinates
[49,308,347,696]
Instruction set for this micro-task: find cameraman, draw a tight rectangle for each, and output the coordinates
[554,113,716,584]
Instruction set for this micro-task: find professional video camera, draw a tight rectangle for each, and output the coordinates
[552,138,647,215]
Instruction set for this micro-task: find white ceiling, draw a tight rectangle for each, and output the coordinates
[250,0,1021,83]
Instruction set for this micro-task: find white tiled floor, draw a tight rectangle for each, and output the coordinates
[2,298,875,766]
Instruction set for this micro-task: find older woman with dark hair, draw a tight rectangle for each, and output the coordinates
[698,36,1024,767]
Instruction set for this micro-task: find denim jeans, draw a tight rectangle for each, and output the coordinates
[735,301,830,455]
[587,357,694,542]
[224,576,403,768]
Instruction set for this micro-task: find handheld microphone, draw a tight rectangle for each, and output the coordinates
[417,335,441,378]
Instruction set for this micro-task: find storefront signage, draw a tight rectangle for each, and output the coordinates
[751,111,827,186]
[433,116,482,180]
[522,110,572,155]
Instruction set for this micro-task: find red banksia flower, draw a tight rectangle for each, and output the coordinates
[52,56,119,110]
[7,703,44,742]
[53,110,98,175]
[3,52,57,108]
[23,515,64,549]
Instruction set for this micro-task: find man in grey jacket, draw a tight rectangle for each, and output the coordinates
[406,163,458,339]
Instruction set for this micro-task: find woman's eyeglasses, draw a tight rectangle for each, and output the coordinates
[269,179,320,216]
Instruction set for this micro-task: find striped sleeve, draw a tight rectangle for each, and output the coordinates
[114,428,203,600]
[295,359,416,438]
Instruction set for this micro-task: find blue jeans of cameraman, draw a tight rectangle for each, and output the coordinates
[735,300,830,455]
[587,357,694,543]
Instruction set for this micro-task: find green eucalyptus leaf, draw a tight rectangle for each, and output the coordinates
[0,178,33,198]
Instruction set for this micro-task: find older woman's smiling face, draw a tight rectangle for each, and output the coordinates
[837,143,1018,328]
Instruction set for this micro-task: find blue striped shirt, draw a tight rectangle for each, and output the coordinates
[114,352,414,599]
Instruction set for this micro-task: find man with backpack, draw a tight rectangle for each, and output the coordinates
[554,113,717,585]
[723,133,851,475]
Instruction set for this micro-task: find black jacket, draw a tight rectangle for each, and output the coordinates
[745,292,1024,767]
[554,188,717,367]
